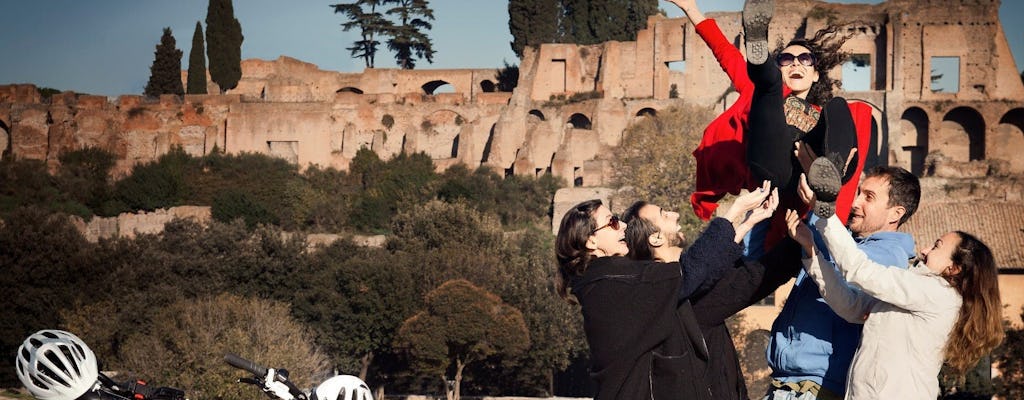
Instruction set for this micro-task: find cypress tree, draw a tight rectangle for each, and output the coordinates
[508,0,561,58]
[187,22,208,94]
[206,0,244,93]
[143,27,184,97]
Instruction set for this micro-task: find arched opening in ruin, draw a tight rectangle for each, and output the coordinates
[479,80,496,93]
[573,167,583,187]
[481,124,496,163]
[422,80,455,95]
[900,107,929,176]
[994,108,1024,172]
[635,108,657,118]
[421,110,463,159]
[940,107,985,162]
[528,109,546,121]
[568,113,592,130]
[337,87,364,94]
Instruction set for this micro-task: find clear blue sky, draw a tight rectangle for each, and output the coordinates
[1,0,1020,96]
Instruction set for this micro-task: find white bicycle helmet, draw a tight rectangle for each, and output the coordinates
[15,330,99,400]
[311,375,372,400]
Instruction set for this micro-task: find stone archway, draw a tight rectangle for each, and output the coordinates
[422,80,455,95]
[939,107,985,162]
[635,107,657,118]
[994,108,1024,172]
[899,107,929,176]
[479,80,496,93]
[528,109,546,121]
[568,113,592,130]
[337,87,364,94]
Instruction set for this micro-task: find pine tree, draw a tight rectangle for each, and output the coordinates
[333,0,392,68]
[144,27,184,97]
[206,0,244,93]
[187,21,208,94]
[508,0,561,58]
[383,0,435,69]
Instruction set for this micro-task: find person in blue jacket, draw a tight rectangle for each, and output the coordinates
[764,166,920,400]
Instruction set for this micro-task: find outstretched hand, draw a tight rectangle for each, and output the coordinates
[741,187,779,229]
[785,209,814,255]
[724,180,772,225]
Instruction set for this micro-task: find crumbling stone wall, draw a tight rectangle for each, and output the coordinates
[1,0,1021,188]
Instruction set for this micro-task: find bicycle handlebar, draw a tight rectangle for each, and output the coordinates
[224,353,306,400]
[224,353,269,377]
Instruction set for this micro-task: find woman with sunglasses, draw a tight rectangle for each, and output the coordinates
[677,0,872,254]
[554,181,778,400]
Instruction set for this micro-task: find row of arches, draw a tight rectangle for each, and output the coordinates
[336,79,507,97]
[899,106,1024,175]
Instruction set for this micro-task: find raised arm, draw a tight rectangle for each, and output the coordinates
[685,7,753,93]
[815,215,957,312]
[669,0,705,25]
[786,210,875,323]
[682,182,778,299]
[691,237,802,326]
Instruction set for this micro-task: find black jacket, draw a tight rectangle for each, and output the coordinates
[570,218,742,400]
[690,238,803,400]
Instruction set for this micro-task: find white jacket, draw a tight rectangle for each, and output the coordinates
[805,215,961,400]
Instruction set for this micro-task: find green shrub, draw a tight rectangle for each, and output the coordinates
[212,188,276,227]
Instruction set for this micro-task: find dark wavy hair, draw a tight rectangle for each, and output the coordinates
[621,201,658,261]
[776,25,854,105]
[942,231,1004,375]
[555,199,602,303]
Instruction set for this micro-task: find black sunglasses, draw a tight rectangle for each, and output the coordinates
[592,215,621,233]
[777,52,816,67]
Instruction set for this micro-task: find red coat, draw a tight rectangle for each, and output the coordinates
[689,19,871,245]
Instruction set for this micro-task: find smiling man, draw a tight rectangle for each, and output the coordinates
[763,165,921,400]
[621,199,803,400]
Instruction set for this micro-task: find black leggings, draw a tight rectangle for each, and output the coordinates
[746,61,858,192]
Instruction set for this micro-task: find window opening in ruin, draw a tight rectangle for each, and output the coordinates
[636,108,657,118]
[573,167,583,187]
[568,113,592,130]
[930,56,959,93]
[666,61,686,72]
[842,54,871,91]
[480,80,496,93]
[422,80,455,95]
[528,109,546,121]
[337,87,364,94]
[450,134,459,158]
[552,59,567,92]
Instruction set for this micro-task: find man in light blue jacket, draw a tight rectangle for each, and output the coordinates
[764,166,921,400]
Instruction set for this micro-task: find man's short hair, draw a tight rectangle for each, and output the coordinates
[864,166,920,226]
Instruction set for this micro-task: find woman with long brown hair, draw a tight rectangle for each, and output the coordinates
[785,195,1003,398]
